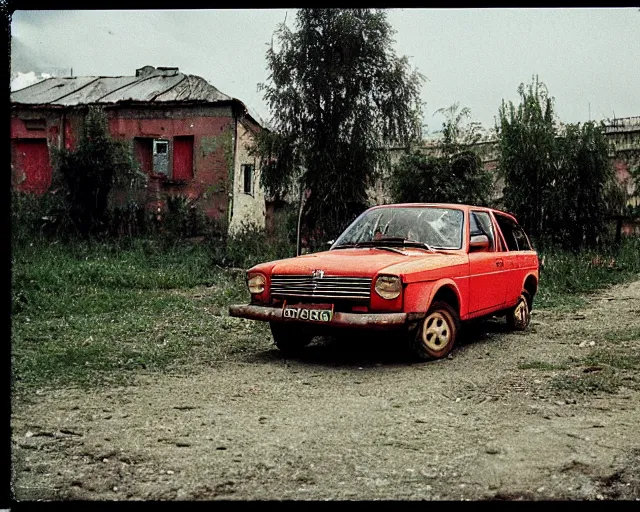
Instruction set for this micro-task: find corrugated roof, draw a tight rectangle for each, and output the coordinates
[11,66,232,106]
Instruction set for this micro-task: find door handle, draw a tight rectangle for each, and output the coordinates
[496,259,504,267]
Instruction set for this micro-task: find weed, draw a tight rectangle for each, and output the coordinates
[536,237,640,310]
[517,361,569,371]
[551,369,622,394]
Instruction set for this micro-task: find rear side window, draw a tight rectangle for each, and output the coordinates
[495,214,532,251]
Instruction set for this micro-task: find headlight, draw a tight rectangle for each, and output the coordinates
[247,273,266,294]
[375,275,401,300]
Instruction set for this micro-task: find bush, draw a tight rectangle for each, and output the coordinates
[11,189,71,244]
[391,149,493,206]
[536,237,640,309]
[52,106,145,236]
[208,208,297,269]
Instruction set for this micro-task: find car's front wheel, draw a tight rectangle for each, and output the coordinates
[411,301,460,360]
[270,322,314,354]
[506,291,532,331]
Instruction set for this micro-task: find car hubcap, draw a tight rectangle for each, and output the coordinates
[422,312,451,352]
[514,297,529,327]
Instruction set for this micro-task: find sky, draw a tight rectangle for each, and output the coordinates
[10,8,640,138]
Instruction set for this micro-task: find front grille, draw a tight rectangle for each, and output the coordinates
[270,275,372,301]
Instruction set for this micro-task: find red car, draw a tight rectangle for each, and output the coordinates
[229,203,539,360]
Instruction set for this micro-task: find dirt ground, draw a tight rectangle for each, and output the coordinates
[10,280,640,501]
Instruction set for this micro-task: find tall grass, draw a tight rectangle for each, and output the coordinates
[536,237,640,309]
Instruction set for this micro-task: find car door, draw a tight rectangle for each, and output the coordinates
[467,210,507,313]
[493,212,524,304]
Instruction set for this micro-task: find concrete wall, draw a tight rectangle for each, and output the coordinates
[228,119,266,233]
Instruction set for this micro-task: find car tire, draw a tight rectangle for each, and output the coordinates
[270,322,314,354]
[506,291,532,331]
[411,301,460,360]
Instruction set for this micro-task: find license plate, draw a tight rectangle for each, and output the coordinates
[282,304,333,322]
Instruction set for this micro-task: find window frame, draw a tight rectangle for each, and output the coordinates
[242,163,255,196]
[493,212,532,252]
[469,210,496,252]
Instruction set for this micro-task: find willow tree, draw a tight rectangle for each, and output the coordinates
[257,8,424,243]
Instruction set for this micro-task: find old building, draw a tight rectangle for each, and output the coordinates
[10,65,268,233]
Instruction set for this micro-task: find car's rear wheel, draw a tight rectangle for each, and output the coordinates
[270,322,314,354]
[506,291,531,331]
[411,301,460,360]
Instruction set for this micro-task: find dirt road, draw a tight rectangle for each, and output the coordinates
[10,280,640,501]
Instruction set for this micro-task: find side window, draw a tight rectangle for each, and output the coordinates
[513,225,532,251]
[495,213,528,251]
[470,211,495,250]
[242,164,254,195]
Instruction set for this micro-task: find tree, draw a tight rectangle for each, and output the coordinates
[390,103,493,206]
[497,76,556,242]
[497,76,615,250]
[434,102,484,151]
[256,8,424,243]
[53,107,144,236]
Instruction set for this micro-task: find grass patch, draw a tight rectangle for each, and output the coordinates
[518,361,569,371]
[584,350,640,371]
[551,369,622,394]
[11,238,274,391]
[536,237,640,310]
[604,327,640,344]
[549,348,640,396]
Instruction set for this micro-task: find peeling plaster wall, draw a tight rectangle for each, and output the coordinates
[107,105,235,221]
[11,104,238,224]
[228,120,266,233]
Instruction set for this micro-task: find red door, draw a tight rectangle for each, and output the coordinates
[467,211,508,313]
[172,136,194,181]
[12,139,52,194]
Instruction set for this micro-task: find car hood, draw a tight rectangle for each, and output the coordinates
[269,247,466,280]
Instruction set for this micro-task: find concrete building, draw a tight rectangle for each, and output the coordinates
[10,65,268,233]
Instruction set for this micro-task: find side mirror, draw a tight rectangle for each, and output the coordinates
[469,234,490,252]
[326,239,335,246]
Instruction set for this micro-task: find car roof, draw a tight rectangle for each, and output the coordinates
[368,203,516,219]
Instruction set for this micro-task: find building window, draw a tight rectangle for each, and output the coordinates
[242,164,254,195]
[134,138,170,176]
[153,140,169,175]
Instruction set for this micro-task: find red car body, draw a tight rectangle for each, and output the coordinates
[229,203,539,359]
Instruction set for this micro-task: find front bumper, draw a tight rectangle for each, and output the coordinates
[228,304,409,330]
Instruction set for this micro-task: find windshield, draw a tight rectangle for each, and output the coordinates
[333,207,464,250]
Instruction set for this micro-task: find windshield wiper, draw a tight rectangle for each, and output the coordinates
[333,238,436,252]
[369,237,436,252]
[332,242,408,255]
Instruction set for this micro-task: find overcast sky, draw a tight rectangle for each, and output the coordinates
[10,8,640,137]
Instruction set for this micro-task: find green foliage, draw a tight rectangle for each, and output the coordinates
[208,206,297,269]
[11,189,70,244]
[162,196,210,241]
[52,106,146,236]
[391,149,493,205]
[250,130,301,200]
[10,238,270,390]
[435,102,484,151]
[536,237,640,310]
[497,77,615,251]
[256,8,424,238]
